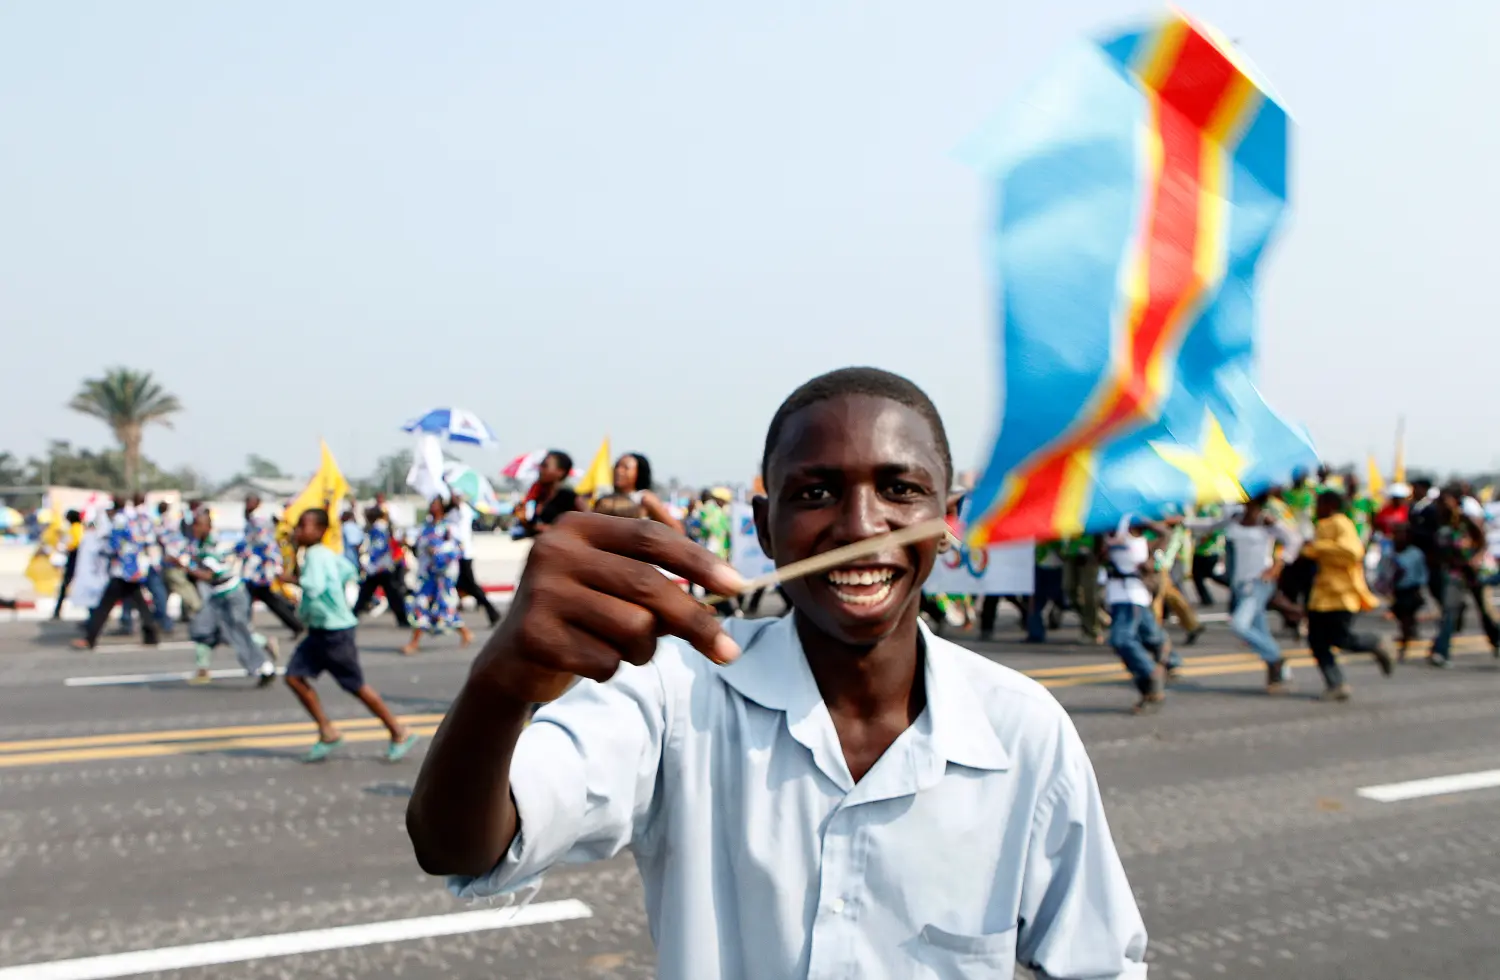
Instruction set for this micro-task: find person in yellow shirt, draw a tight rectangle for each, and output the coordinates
[1300,490,1394,701]
[51,510,86,620]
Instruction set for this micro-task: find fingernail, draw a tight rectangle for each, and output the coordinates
[712,631,741,665]
[719,567,747,594]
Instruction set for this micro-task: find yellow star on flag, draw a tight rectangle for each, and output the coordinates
[1151,410,1249,505]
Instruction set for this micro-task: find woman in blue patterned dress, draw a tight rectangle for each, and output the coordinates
[401,496,473,655]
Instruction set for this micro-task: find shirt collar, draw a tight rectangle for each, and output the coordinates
[717,615,1010,780]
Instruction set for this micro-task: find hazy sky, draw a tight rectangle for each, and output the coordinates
[2,1,1494,486]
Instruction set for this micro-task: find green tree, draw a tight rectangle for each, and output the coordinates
[244,453,286,479]
[355,449,414,497]
[68,368,183,492]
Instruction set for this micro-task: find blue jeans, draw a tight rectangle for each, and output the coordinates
[1230,579,1282,663]
[1109,602,1164,693]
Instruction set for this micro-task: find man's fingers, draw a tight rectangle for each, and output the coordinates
[554,512,746,597]
[568,549,740,664]
[554,586,660,666]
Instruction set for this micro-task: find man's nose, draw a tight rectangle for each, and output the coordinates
[832,485,889,544]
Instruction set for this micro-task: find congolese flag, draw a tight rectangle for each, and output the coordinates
[964,10,1316,547]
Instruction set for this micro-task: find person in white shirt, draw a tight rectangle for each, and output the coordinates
[1101,518,1173,714]
[447,496,500,627]
[406,367,1147,980]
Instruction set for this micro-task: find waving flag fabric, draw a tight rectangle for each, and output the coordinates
[964,10,1316,547]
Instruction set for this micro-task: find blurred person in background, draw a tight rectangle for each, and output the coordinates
[593,493,644,519]
[50,510,86,620]
[236,493,304,637]
[449,493,500,628]
[157,502,204,624]
[353,505,412,628]
[1428,485,1500,668]
[72,497,159,650]
[341,507,364,567]
[612,452,683,532]
[401,496,474,655]
[1299,490,1394,699]
[519,451,578,537]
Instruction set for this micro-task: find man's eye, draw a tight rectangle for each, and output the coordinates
[888,481,924,498]
[794,486,832,502]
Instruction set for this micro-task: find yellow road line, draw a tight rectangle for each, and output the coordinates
[0,724,443,769]
[0,713,447,754]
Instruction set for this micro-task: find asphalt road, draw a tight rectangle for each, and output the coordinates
[4,602,1500,979]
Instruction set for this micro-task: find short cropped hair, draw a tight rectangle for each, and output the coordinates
[545,450,573,476]
[761,367,951,486]
[301,508,331,532]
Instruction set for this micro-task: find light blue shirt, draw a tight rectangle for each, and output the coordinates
[449,615,1147,979]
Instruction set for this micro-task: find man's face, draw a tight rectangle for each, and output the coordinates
[539,456,565,484]
[754,394,948,647]
[245,495,261,516]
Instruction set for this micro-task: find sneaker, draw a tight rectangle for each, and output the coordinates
[256,665,277,689]
[1184,627,1204,646]
[1428,654,1453,669]
[385,733,420,762]
[1372,640,1395,677]
[1319,684,1352,702]
[188,670,212,686]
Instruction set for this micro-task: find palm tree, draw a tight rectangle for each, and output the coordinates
[68,368,183,492]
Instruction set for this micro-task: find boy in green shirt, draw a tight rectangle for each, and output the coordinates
[282,509,418,763]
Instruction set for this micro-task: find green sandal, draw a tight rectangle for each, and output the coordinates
[385,733,419,762]
[303,737,344,763]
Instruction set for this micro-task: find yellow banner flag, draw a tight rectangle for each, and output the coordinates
[574,436,613,497]
[1365,454,1384,499]
[1392,417,1406,484]
[279,440,352,554]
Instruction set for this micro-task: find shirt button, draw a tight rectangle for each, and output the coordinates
[828,899,845,915]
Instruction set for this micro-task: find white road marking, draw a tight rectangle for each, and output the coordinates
[1357,769,1500,803]
[0,900,593,979]
[64,667,286,688]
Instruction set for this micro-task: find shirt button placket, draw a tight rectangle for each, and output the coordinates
[807,806,857,980]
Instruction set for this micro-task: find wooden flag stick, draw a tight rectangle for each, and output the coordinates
[707,517,956,604]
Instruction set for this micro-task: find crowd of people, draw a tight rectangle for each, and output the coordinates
[951,468,1500,713]
[26,445,1500,726]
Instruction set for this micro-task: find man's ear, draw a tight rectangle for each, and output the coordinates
[751,494,774,561]
[946,491,963,521]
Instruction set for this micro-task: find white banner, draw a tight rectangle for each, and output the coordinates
[730,502,1034,596]
[924,540,1035,596]
[729,502,777,581]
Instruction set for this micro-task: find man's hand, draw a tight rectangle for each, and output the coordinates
[470,512,745,705]
[1262,561,1283,583]
[277,573,299,587]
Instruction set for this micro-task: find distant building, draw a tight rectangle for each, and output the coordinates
[212,476,307,503]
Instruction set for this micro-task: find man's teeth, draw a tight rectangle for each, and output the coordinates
[826,568,896,606]
[826,568,895,586]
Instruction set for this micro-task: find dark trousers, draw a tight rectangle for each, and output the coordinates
[83,578,160,647]
[354,569,411,628]
[456,558,499,625]
[1027,567,1066,641]
[1306,610,1380,688]
[978,594,1027,636]
[1191,553,1228,605]
[245,582,304,635]
[52,551,78,619]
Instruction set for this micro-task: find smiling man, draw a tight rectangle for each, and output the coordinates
[407,367,1147,979]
